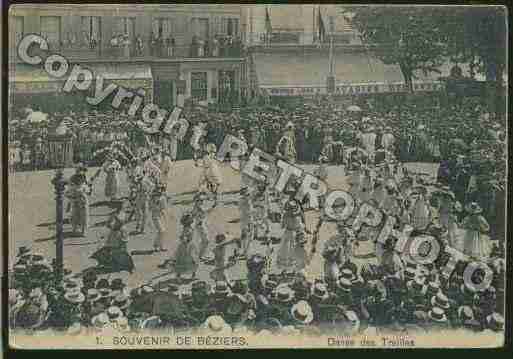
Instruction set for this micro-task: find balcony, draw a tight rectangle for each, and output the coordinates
[9,36,246,63]
[249,31,361,47]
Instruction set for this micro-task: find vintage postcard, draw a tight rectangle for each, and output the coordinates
[6,4,507,349]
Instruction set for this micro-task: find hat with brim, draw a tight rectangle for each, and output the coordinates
[336,278,353,293]
[112,294,130,310]
[290,300,313,325]
[64,290,85,304]
[486,313,504,332]
[458,306,474,321]
[63,279,82,292]
[106,306,123,320]
[311,283,329,301]
[274,285,295,302]
[431,292,450,309]
[86,289,101,302]
[91,313,110,329]
[213,281,231,295]
[203,315,232,333]
[339,268,357,283]
[465,202,483,214]
[99,288,113,298]
[428,307,447,323]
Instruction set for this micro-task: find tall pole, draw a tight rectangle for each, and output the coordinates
[52,167,66,281]
[327,33,335,94]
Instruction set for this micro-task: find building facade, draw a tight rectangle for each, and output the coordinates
[9,4,247,110]
[245,5,360,46]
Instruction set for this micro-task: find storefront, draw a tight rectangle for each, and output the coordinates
[177,59,244,106]
[253,50,448,98]
[9,63,154,112]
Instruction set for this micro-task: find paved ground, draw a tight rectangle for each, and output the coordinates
[8,160,439,290]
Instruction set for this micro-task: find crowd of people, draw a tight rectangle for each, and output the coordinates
[9,94,506,337]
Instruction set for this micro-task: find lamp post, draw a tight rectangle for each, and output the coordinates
[48,121,72,281]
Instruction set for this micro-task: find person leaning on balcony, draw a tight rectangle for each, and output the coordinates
[110,34,119,57]
[197,37,205,57]
[167,37,175,57]
[135,34,144,56]
[212,36,219,57]
[90,34,98,49]
[123,34,131,58]
[149,31,156,56]
[190,35,198,57]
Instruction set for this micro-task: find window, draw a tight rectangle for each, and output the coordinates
[152,18,173,38]
[40,16,61,48]
[10,16,24,47]
[192,18,209,40]
[191,72,208,101]
[115,17,135,38]
[81,16,101,47]
[222,18,239,36]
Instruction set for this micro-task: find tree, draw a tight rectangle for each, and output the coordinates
[439,6,507,116]
[343,6,448,92]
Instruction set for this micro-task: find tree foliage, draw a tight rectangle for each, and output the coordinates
[439,6,507,83]
[344,6,449,92]
[343,6,507,90]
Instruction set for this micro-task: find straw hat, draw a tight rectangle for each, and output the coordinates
[203,315,232,333]
[457,306,474,321]
[311,282,329,301]
[336,278,353,293]
[106,306,123,320]
[86,289,101,302]
[91,313,110,329]
[290,300,313,325]
[213,281,231,296]
[486,313,504,332]
[428,307,447,323]
[430,292,450,309]
[274,285,295,303]
[64,290,85,304]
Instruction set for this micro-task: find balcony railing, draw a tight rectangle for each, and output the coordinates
[251,31,360,46]
[9,38,246,61]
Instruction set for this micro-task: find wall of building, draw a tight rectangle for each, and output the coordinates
[9,4,245,56]
[9,5,247,107]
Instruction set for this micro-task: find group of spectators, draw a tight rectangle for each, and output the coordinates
[8,93,507,337]
[102,32,244,59]
[9,236,505,336]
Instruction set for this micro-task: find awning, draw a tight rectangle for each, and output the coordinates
[9,63,153,95]
[253,51,473,88]
[254,51,404,87]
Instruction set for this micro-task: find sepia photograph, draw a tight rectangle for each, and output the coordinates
[6,4,507,349]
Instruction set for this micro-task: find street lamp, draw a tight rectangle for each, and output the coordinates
[48,121,72,281]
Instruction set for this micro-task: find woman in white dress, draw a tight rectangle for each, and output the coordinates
[410,187,431,232]
[277,200,307,271]
[462,202,491,260]
[198,143,223,203]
